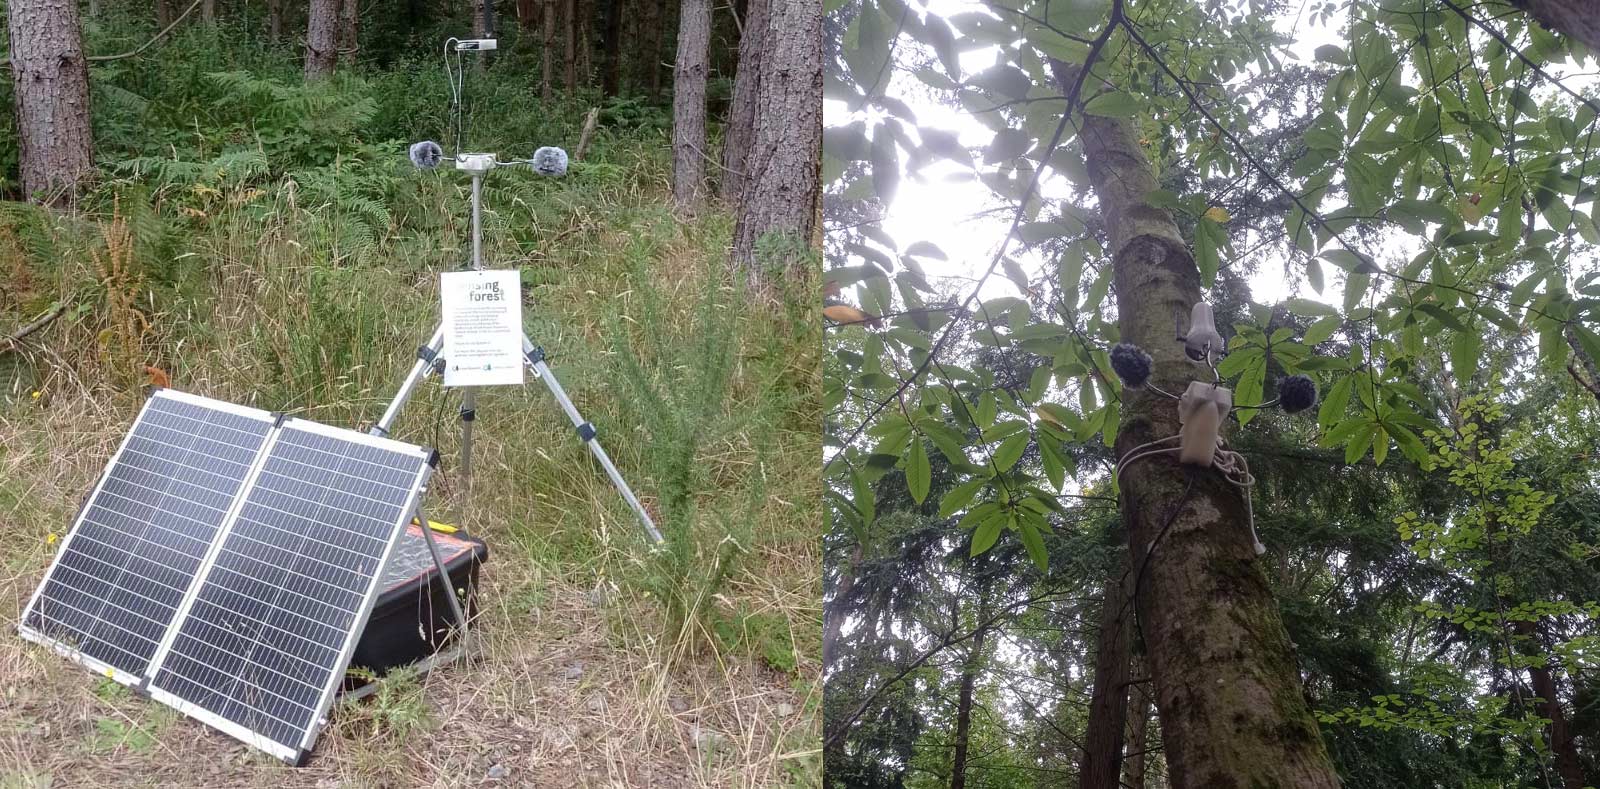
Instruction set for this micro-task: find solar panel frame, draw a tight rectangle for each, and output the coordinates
[16,390,276,688]
[144,417,435,764]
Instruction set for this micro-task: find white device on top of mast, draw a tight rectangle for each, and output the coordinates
[375,37,663,545]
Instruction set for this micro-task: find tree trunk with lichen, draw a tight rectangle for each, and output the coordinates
[1080,553,1133,789]
[1049,58,1340,789]
[1125,660,1153,789]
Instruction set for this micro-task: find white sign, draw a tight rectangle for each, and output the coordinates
[440,270,525,387]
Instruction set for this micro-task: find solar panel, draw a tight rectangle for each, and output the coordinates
[146,418,433,763]
[18,391,275,683]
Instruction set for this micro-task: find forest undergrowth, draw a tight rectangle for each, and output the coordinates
[0,17,821,788]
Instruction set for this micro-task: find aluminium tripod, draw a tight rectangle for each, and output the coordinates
[370,152,663,544]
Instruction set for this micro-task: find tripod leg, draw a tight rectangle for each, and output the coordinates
[413,504,471,652]
[522,339,664,543]
[372,325,446,437]
[459,389,476,493]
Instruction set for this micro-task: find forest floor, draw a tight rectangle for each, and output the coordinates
[0,118,820,787]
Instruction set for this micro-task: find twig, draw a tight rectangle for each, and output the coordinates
[1,302,67,350]
[1435,0,1600,115]
[2,0,205,69]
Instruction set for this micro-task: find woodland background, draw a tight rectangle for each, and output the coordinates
[823,0,1600,787]
[1,0,822,786]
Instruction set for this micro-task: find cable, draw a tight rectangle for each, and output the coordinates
[1114,435,1264,555]
[444,38,466,156]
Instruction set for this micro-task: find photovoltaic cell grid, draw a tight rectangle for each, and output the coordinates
[149,420,430,758]
[19,390,436,764]
[20,392,273,679]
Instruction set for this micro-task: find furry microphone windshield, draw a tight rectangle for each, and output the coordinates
[1279,374,1317,413]
[409,140,443,169]
[1110,343,1153,389]
[532,146,569,176]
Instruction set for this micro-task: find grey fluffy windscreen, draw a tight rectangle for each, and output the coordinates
[1110,343,1153,389]
[408,140,443,169]
[532,146,569,176]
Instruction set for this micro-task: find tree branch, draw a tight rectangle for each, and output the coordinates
[2,0,205,69]
[1,302,67,350]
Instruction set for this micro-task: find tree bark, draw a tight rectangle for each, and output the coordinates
[267,0,285,42]
[156,0,174,28]
[949,623,987,789]
[7,0,95,204]
[719,0,767,203]
[1080,554,1133,789]
[729,0,821,282]
[649,0,667,100]
[670,0,711,209]
[337,0,360,66]
[1514,618,1587,789]
[600,0,623,95]
[564,0,579,90]
[304,0,340,79]
[540,0,556,100]
[1512,0,1600,52]
[1048,58,1341,789]
[517,0,539,31]
[201,0,216,25]
[823,541,863,670]
[1125,669,1153,789]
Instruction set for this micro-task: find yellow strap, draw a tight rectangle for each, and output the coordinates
[410,518,459,534]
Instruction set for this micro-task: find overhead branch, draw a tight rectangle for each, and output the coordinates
[2,0,205,69]
[1437,0,1600,115]
[825,0,1125,470]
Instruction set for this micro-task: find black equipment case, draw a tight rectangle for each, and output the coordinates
[344,523,487,691]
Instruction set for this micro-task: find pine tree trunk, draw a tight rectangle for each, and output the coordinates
[517,0,539,31]
[564,0,578,90]
[1514,619,1588,789]
[600,0,623,95]
[729,0,821,282]
[156,0,174,28]
[948,623,987,789]
[304,0,340,79]
[202,0,216,25]
[1080,554,1133,789]
[670,0,710,209]
[649,0,667,100]
[338,0,360,66]
[822,541,862,669]
[579,1,592,88]
[541,0,556,100]
[719,0,767,203]
[267,0,284,41]
[1048,57,1340,789]
[7,0,95,204]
